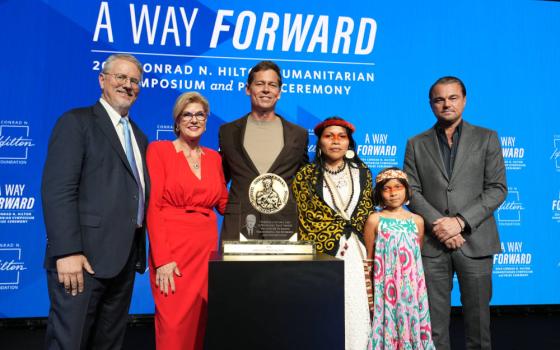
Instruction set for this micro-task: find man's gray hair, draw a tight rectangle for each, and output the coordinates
[102,54,143,76]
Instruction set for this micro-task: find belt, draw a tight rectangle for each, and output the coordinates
[162,206,213,216]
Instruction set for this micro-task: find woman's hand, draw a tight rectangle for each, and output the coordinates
[155,261,181,295]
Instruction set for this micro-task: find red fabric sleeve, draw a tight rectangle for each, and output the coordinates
[214,151,229,215]
[146,142,173,268]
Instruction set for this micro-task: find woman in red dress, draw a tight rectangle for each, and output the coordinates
[146,92,228,350]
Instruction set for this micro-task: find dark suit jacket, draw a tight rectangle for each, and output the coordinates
[219,114,308,241]
[240,226,262,240]
[42,102,149,278]
[404,120,507,258]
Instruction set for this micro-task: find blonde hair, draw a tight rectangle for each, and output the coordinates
[172,92,210,136]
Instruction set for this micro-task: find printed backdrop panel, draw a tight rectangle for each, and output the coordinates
[0,0,559,317]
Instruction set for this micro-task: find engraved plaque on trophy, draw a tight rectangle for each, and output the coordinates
[222,240,315,256]
[242,173,298,240]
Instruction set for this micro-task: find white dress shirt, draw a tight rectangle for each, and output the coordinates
[99,98,146,192]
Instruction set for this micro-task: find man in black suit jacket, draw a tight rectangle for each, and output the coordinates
[239,214,262,239]
[42,54,149,349]
[404,76,507,350]
[219,61,308,242]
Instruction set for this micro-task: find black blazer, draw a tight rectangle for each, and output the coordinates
[42,102,149,278]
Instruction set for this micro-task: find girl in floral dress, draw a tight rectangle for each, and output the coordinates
[364,168,435,350]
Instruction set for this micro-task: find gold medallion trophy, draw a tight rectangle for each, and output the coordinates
[222,173,315,257]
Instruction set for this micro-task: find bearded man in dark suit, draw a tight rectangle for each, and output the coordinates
[404,76,507,350]
[42,54,149,349]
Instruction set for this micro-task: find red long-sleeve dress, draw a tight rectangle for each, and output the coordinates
[146,141,228,350]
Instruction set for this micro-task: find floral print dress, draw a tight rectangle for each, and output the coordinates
[367,216,435,350]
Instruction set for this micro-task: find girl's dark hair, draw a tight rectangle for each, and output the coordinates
[373,167,411,207]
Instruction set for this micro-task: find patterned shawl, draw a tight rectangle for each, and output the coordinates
[292,162,374,256]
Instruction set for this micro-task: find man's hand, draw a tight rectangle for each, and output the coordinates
[156,261,181,295]
[56,254,95,296]
[432,216,463,243]
[443,234,466,250]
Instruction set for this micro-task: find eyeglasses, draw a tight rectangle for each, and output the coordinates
[180,112,207,122]
[103,72,140,87]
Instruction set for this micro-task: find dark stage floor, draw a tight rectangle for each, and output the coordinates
[1,307,559,349]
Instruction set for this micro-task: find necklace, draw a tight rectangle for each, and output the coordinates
[329,169,349,189]
[175,139,202,171]
[324,165,354,213]
[324,161,346,175]
[184,146,202,170]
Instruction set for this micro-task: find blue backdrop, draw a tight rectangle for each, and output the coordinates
[1,0,559,317]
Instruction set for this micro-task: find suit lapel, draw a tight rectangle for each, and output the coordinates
[425,128,449,181]
[93,102,136,179]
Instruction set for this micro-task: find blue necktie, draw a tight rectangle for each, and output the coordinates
[120,117,145,226]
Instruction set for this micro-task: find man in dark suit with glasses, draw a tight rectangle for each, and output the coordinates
[42,53,149,349]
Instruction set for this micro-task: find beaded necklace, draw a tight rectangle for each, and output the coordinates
[323,163,354,214]
[324,160,346,175]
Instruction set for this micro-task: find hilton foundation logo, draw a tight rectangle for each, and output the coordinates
[552,191,560,224]
[307,129,317,155]
[551,135,560,171]
[0,244,27,291]
[155,124,175,141]
[0,121,34,165]
[497,187,524,226]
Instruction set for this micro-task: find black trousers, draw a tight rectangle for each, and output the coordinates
[44,244,138,350]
